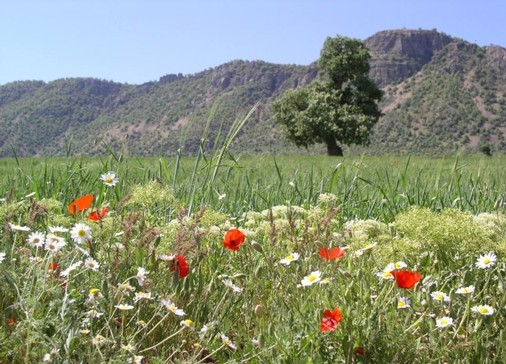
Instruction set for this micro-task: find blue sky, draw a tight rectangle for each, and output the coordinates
[0,0,504,85]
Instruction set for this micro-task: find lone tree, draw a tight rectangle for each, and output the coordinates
[272,35,383,156]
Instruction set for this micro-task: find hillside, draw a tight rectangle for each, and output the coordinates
[0,29,505,157]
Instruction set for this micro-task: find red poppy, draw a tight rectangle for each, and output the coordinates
[88,207,109,221]
[170,255,190,279]
[68,194,94,214]
[354,347,365,356]
[320,308,342,332]
[320,247,346,260]
[48,262,59,272]
[390,270,422,289]
[8,316,15,326]
[223,229,246,251]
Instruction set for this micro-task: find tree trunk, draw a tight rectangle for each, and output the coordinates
[326,139,343,156]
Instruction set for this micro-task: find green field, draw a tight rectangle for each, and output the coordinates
[1,154,506,363]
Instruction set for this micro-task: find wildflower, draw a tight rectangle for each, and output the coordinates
[180,319,195,329]
[475,252,497,269]
[136,267,149,286]
[80,329,91,335]
[320,308,342,332]
[68,194,94,214]
[456,285,475,295]
[100,172,119,187]
[71,223,92,244]
[435,316,454,329]
[471,305,495,315]
[42,349,59,362]
[60,260,83,277]
[220,333,237,350]
[27,232,45,248]
[279,252,300,265]
[133,292,153,302]
[320,247,346,260]
[115,303,134,311]
[84,257,100,271]
[160,298,185,316]
[88,288,102,300]
[431,291,451,302]
[118,282,136,294]
[169,255,190,279]
[222,279,243,293]
[8,223,30,232]
[223,228,246,251]
[48,226,69,234]
[361,242,378,252]
[0,252,5,263]
[129,355,144,364]
[391,270,422,289]
[92,334,107,345]
[45,234,66,252]
[397,297,411,309]
[86,309,104,318]
[48,262,59,272]
[121,343,136,353]
[319,277,333,285]
[384,261,408,271]
[88,207,109,221]
[301,271,322,287]
[376,271,394,280]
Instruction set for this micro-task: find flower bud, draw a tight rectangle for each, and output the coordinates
[251,240,264,253]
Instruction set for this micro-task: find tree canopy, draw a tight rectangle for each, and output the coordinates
[272,35,383,156]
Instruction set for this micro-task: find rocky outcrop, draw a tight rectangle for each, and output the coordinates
[365,29,454,86]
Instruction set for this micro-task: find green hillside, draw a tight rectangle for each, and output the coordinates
[0,29,505,157]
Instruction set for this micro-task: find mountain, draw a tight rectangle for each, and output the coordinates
[0,28,505,157]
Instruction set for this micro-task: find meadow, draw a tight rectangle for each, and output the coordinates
[1,152,506,363]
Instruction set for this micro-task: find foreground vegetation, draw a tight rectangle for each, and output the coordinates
[1,154,506,363]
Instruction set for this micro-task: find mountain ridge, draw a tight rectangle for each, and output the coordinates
[1,28,505,157]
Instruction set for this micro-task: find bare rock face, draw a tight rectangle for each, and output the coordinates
[484,45,506,77]
[365,29,454,86]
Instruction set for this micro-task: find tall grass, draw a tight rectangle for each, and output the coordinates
[1,120,506,362]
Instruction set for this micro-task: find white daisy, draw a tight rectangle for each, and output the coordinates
[100,172,119,187]
[160,298,185,316]
[435,316,454,329]
[220,333,237,350]
[115,303,134,311]
[92,334,107,345]
[84,257,100,271]
[0,252,5,263]
[222,279,243,293]
[455,285,475,295]
[376,271,394,280]
[133,292,153,302]
[85,309,104,318]
[180,319,195,329]
[60,260,83,277]
[44,234,66,252]
[471,304,495,315]
[27,232,45,248]
[475,252,497,269]
[136,267,149,286]
[397,297,411,309]
[279,252,300,265]
[8,223,30,232]
[70,223,92,244]
[431,291,451,302]
[48,226,69,234]
[301,270,322,286]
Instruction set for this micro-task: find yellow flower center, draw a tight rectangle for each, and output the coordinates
[78,229,86,237]
[483,258,491,265]
[106,177,113,183]
[479,307,489,314]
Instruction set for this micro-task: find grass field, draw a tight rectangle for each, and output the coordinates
[1,153,506,363]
